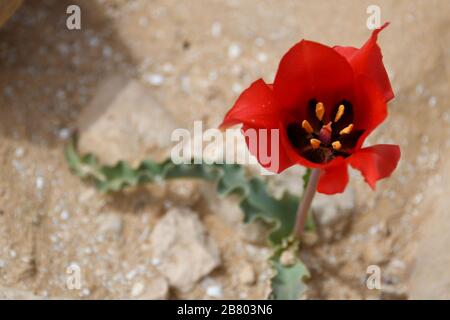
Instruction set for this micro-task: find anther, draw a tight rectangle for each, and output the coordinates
[334,104,345,122]
[310,138,321,149]
[301,120,314,134]
[315,102,325,121]
[339,123,354,135]
[332,141,342,151]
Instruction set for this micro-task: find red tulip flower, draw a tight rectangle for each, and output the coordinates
[220,23,400,196]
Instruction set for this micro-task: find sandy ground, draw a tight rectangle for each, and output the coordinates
[0,0,449,299]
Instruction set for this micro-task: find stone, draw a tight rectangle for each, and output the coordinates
[149,208,221,292]
[312,186,355,242]
[130,276,169,300]
[97,213,123,240]
[380,284,408,300]
[0,287,59,300]
[206,284,223,298]
[139,277,169,300]
[238,263,256,285]
[131,282,144,297]
[301,231,319,247]
[280,250,296,267]
[363,239,391,265]
[166,179,201,207]
[78,77,179,166]
[204,191,269,245]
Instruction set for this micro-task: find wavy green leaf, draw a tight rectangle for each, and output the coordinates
[65,140,308,246]
[65,139,311,299]
[269,242,310,300]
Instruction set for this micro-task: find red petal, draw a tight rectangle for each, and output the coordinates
[219,79,287,130]
[219,79,297,173]
[348,144,400,189]
[334,23,394,102]
[273,40,354,117]
[242,122,295,173]
[352,75,388,149]
[317,157,349,194]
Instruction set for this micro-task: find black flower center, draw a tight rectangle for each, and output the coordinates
[287,99,364,164]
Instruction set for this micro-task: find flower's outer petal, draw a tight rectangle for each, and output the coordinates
[219,80,298,173]
[334,23,394,102]
[241,122,295,174]
[352,75,388,149]
[317,157,349,194]
[273,40,354,117]
[219,79,286,130]
[333,46,358,58]
[348,144,400,189]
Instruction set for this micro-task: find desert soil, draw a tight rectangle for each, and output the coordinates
[0,0,449,299]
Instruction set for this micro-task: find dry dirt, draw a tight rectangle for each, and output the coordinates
[0,0,449,299]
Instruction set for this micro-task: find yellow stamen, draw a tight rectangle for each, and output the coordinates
[315,102,325,121]
[334,104,345,122]
[301,120,314,134]
[339,123,354,135]
[310,138,321,149]
[332,141,342,151]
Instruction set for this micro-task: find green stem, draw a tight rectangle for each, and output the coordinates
[294,169,320,238]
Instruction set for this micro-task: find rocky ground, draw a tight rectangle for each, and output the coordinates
[0,0,449,299]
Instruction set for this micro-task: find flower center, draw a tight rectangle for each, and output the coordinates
[287,99,363,164]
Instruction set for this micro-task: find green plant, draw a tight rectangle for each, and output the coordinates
[65,139,312,299]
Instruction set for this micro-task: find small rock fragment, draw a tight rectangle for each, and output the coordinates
[206,285,223,298]
[131,282,145,297]
[239,264,256,285]
[380,284,408,300]
[166,180,201,207]
[363,237,391,265]
[78,77,179,165]
[301,231,319,247]
[280,250,296,267]
[149,208,220,292]
[139,277,169,300]
[97,213,123,240]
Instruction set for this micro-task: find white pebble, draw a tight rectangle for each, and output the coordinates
[162,62,174,73]
[102,46,112,58]
[255,37,265,46]
[415,84,424,95]
[15,147,25,158]
[428,96,437,108]
[131,282,145,297]
[89,37,99,47]
[58,128,71,140]
[232,83,242,94]
[36,176,45,190]
[206,285,223,298]
[126,270,137,280]
[228,43,241,59]
[208,70,218,81]
[151,258,161,266]
[257,52,268,63]
[61,210,70,220]
[144,73,165,86]
[211,22,222,37]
